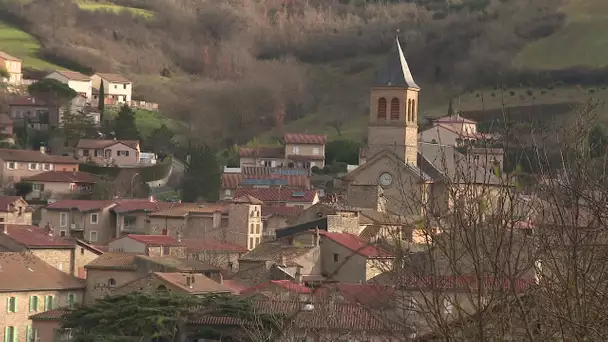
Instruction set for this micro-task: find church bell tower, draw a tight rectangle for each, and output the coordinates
[367,37,420,165]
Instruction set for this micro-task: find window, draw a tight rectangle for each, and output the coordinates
[67,293,76,306]
[412,99,416,120]
[7,296,16,312]
[117,150,130,157]
[157,285,168,292]
[249,223,254,234]
[377,97,387,119]
[255,237,260,245]
[89,231,98,242]
[60,230,66,237]
[7,162,15,169]
[292,146,300,155]
[4,326,15,342]
[26,325,38,342]
[45,295,54,310]
[28,162,37,170]
[163,246,170,255]
[108,278,116,286]
[80,247,84,255]
[249,237,254,249]
[255,223,260,234]
[390,98,400,120]
[43,163,51,171]
[60,212,68,227]
[114,84,118,89]
[312,147,320,155]
[90,213,99,224]
[32,183,44,191]
[124,84,127,89]
[29,296,39,312]
[82,149,90,157]
[333,253,339,263]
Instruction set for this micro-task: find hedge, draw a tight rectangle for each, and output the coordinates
[79,156,173,183]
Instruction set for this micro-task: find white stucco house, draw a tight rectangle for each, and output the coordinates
[91,73,132,104]
[45,71,93,101]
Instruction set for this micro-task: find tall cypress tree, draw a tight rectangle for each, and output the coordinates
[180,145,220,202]
[98,79,105,123]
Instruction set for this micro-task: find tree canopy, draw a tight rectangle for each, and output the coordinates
[61,107,98,148]
[27,78,77,105]
[113,104,140,141]
[180,144,221,202]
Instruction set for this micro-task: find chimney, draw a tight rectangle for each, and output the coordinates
[186,275,192,288]
[39,145,46,154]
[213,210,221,229]
[281,256,287,266]
[191,275,196,286]
[176,231,182,243]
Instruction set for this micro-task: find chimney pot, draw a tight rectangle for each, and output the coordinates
[186,276,191,288]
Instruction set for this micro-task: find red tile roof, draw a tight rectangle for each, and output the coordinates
[0,252,85,291]
[221,173,311,189]
[111,200,176,214]
[238,147,284,158]
[53,70,91,81]
[182,238,247,253]
[125,234,184,246]
[320,231,393,258]
[24,171,101,183]
[261,205,304,217]
[96,73,131,84]
[0,196,24,212]
[234,188,317,203]
[29,308,69,321]
[45,199,115,212]
[241,280,311,295]
[401,275,535,292]
[0,149,77,163]
[221,279,249,294]
[233,195,263,205]
[153,272,233,294]
[85,252,138,270]
[2,225,75,248]
[284,133,327,145]
[76,139,139,149]
[0,51,21,61]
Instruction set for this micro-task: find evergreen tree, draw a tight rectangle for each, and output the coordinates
[180,145,221,202]
[61,107,98,148]
[98,79,105,121]
[146,124,175,154]
[114,104,140,140]
[447,98,455,116]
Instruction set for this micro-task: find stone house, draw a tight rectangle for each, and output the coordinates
[220,166,311,200]
[0,51,23,85]
[45,70,93,100]
[0,224,103,279]
[261,205,303,241]
[0,148,79,184]
[418,114,501,147]
[234,188,319,209]
[238,147,285,168]
[111,199,181,236]
[0,252,85,342]
[239,280,311,300]
[91,73,133,104]
[182,238,248,272]
[108,234,186,258]
[112,272,233,296]
[0,196,31,225]
[75,139,140,167]
[23,171,101,201]
[283,133,327,169]
[8,97,58,130]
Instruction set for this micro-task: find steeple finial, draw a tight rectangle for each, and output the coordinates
[375,33,420,89]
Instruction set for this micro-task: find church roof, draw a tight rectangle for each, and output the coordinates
[375,37,420,89]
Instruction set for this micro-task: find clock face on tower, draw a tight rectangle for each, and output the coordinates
[379,172,393,187]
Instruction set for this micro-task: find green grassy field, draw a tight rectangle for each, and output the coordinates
[0,22,64,70]
[105,108,180,138]
[515,0,608,69]
[77,2,154,18]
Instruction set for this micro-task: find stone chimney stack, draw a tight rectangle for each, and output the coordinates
[39,145,46,154]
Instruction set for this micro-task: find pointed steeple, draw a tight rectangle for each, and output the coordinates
[376,36,420,89]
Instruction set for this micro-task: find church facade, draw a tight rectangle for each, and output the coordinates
[342,37,505,216]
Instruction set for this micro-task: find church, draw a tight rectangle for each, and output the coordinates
[342,37,504,216]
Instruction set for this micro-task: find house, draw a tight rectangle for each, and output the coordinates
[108,234,186,258]
[261,205,304,241]
[0,252,85,342]
[220,166,311,200]
[283,133,327,169]
[233,188,319,209]
[419,114,501,147]
[23,171,101,200]
[0,148,79,184]
[147,196,264,251]
[75,139,140,167]
[0,196,31,225]
[112,272,233,296]
[0,51,23,85]
[0,113,14,137]
[91,73,133,104]
[84,252,221,303]
[41,199,117,243]
[238,147,284,168]
[111,199,178,236]
[0,224,102,278]
[345,37,508,217]
[8,97,58,130]
[45,70,93,100]
[182,238,248,272]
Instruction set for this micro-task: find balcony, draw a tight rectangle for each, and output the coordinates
[70,223,84,231]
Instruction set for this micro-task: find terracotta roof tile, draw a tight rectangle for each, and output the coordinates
[95,73,131,83]
[76,139,139,149]
[241,280,311,295]
[2,225,74,248]
[182,238,247,253]
[24,171,101,183]
[0,51,21,61]
[233,195,263,205]
[284,133,327,145]
[111,200,176,214]
[240,242,314,264]
[0,252,85,291]
[261,205,304,217]
[125,234,184,246]
[135,255,220,272]
[238,147,284,158]
[221,173,311,189]
[221,279,249,294]
[85,252,138,270]
[0,149,77,163]
[45,199,116,212]
[150,203,228,217]
[53,70,91,81]
[0,196,24,212]
[320,231,393,258]
[154,272,233,294]
[29,308,68,321]
[234,188,317,203]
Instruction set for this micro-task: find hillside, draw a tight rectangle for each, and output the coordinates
[1,0,606,146]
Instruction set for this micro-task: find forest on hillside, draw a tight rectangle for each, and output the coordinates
[0,0,567,146]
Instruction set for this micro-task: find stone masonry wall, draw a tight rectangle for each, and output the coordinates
[85,269,139,303]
